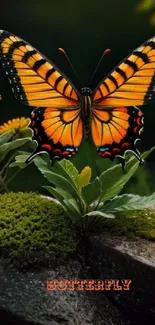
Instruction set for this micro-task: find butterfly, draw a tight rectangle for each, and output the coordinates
[1,30,154,168]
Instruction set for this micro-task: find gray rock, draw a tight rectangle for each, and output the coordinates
[0,258,132,325]
[87,233,155,324]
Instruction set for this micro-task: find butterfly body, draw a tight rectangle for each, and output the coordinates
[1,30,154,166]
[81,87,92,138]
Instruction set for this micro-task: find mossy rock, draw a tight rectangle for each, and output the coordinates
[101,209,155,241]
[0,192,77,269]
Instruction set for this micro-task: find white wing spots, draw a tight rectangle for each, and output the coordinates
[148,94,152,100]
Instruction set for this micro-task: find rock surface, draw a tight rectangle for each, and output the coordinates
[0,258,132,325]
[1,233,155,325]
[87,233,155,325]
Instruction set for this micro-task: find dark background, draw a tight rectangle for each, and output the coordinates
[0,0,155,194]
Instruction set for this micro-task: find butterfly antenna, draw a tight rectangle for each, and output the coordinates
[58,47,83,87]
[88,48,111,86]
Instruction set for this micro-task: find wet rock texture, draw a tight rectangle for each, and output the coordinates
[0,258,132,325]
[87,233,155,325]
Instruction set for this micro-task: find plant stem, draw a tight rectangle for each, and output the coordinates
[0,172,9,192]
[0,153,16,175]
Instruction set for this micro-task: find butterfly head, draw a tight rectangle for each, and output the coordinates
[81,87,92,96]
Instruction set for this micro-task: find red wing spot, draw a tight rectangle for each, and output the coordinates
[31,121,35,127]
[61,151,76,156]
[121,142,130,148]
[53,149,62,154]
[138,111,143,117]
[41,144,52,151]
[34,127,38,134]
[137,117,142,125]
[112,148,120,154]
[63,151,70,156]
[101,152,112,157]
[134,126,139,134]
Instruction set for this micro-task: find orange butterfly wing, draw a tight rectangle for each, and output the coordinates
[91,106,144,164]
[90,37,155,163]
[0,30,79,106]
[0,30,83,162]
[93,36,155,106]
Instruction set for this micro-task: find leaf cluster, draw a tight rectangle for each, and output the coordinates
[12,147,155,232]
[0,128,32,192]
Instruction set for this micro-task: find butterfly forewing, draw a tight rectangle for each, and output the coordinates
[93,36,155,106]
[0,30,80,107]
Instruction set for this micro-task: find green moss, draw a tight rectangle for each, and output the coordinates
[102,209,155,241]
[0,192,77,269]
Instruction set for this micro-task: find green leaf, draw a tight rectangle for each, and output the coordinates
[43,186,82,222]
[79,211,115,232]
[53,159,79,189]
[64,198,82,219]
[34,156,83,202]
[10,154,30,168]
[0,130,14,146]
[44,185,73,201]
[43,171,81,200]
[101,193,155,212]
[99,147,155,202]
[84,211,115,218]
[0,137,31,161]
[18,127,33,138]
[43,185,82,222]
[82,177,102,204]
[43,186,66,206]
[33,155,52,170]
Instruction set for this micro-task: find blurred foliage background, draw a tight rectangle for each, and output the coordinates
[0,0,155,194]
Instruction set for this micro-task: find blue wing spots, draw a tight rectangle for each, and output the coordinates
[66,147,78,152]
[97,147,109,152]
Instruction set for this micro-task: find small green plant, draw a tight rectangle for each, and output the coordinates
[11,146,155,232]
[0,117,32,193]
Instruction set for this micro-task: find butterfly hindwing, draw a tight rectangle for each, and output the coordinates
[27,106,83,163]
[91,106,144,164]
